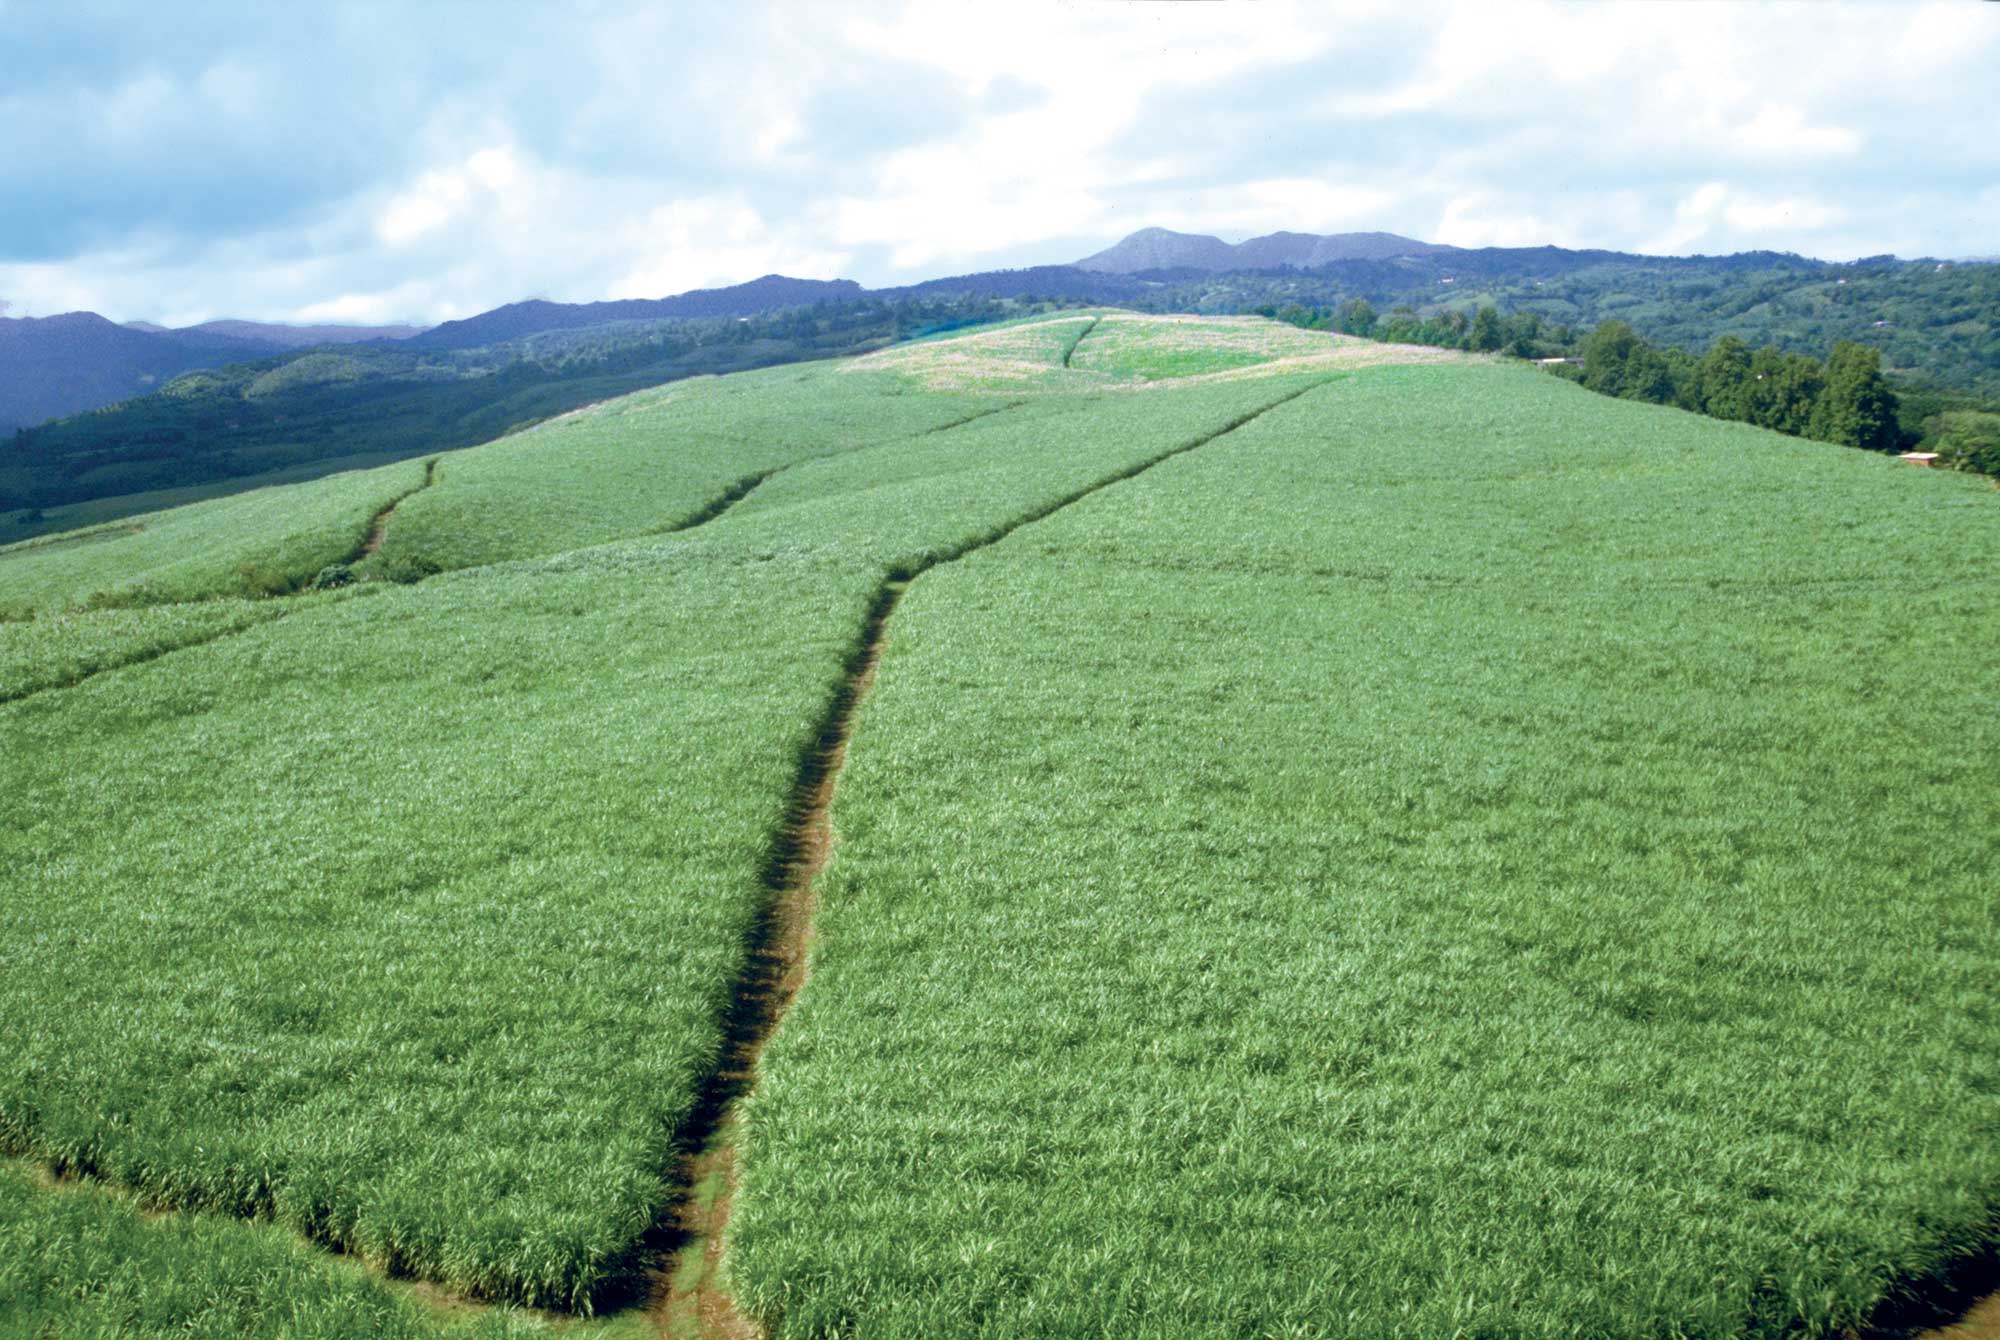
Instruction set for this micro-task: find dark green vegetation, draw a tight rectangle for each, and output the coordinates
[2,314,1995,1337]
[1560,323,1907,452]
[1161,249,2000,400]
[1265,300,1999,473]
[0,312,281,436]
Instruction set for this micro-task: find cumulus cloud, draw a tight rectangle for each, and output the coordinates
[0,0,1991,323]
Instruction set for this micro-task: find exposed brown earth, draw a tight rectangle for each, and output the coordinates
[1911,1290,2000,1340]
[647,381,1327,1338]
[358,458,438,558]
[652,581,905,1339]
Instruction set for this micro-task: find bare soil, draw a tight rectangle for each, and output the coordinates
[1914,1292,2000,1340]
[651,583,904,1339]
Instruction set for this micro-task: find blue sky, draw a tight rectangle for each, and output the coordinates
[1,0,1994,326]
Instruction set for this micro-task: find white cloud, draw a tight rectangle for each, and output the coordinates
[1,0,1995,323]
[610,197,849,298]
[1723,195,1844,236]
[1729,104,1862,160]
[1643,181,1846,254]
[822,1,1341,269]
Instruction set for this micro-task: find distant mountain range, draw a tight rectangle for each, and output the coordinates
[0,276,862,431]
[0,314,430,434]
[7,228,1993,444]
[409,275,863,351]
[1,314,262,433]
[1075,227,1459,273]
[130,319,428,349]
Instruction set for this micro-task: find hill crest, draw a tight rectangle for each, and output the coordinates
[1078,227,1459,274]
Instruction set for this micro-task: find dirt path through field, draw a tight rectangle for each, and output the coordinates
[1060,314,1101,368]
[1904,1288,2000,1336]
[1920,1295,2000,1339]
[652,578,904,1339]
[650,378,1327,1338]
[357,457,438,558]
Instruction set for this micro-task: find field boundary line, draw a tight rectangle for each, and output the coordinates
[1,404,1037,703]
[1,458,441,705]
[353,456,439,561]
[0,604,307,709]
[646,401,1032,541]
[1060,314,1102,369]
[651,374,1329,1337]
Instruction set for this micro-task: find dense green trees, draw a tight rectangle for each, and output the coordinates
[1560,321,1929,458]
[1580,320,1680,404]
[1467,304,1504,352]
[1240,296,1999,473]
[1817,341,1901,450]
[1925,409,2000,473]
[1149,252,2000,399]
[1575,321,1906,452]
[1696,336,1754,420]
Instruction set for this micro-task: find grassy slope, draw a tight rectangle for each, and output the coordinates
[359,366,1013,577]
[0,456,430,618]
[0,326,1317,1311]
[0,598,302,702]
[0,1160,551,1340]
[0,360,1000,693]
[729,364,2000,1338]
[0,446,422,546]
[3,317,1994,1335]
[1,545,869,1308]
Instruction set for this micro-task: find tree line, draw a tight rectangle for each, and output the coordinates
[1260,299,1999,476]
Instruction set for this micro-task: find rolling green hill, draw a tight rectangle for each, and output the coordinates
[0,295,1024,528]
[8,246,1997,545]
[1,314,1994,1339]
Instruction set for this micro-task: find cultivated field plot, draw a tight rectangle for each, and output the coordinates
[1,315,1994,1338]
[856,308,1467,393]
[360,366,1016,577]
[0,455,430,618]
[730,366,2000,1337]
[0,317,1341,1326]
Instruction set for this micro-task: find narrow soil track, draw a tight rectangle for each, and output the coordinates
[649,378,1325,1338]
[1893,1255,2000,1340]
[1060,314,1101,369]
[1917,1294,2000,1340]
[4,460,445,707]
[654,403,1030,543]
[652,579,905,1340]
[0,607,304,709]
[357,457,438,559]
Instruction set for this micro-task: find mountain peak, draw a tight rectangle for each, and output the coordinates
[1077,227,1458,274]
